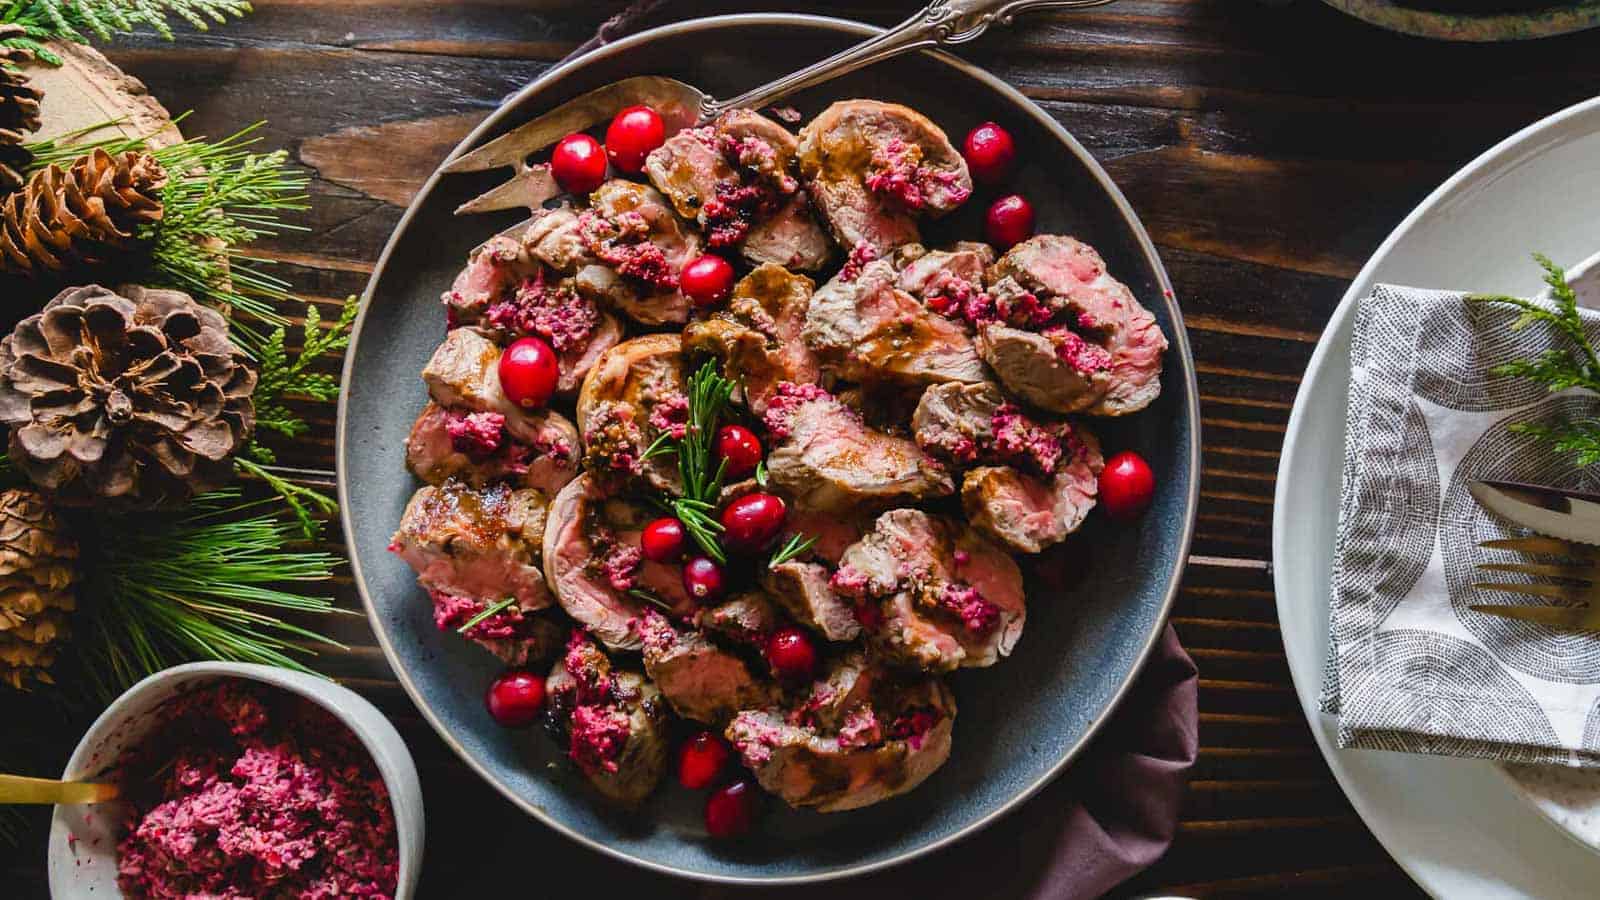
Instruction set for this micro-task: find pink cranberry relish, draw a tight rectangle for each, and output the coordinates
[112,681,398,900]
[863,138,971,211]
[1043,324,1113,374]
[445,410,505,458]
[483,269,598,352]
[838,240,880,282]
[761,382,835,440]
[937,582,1001,635]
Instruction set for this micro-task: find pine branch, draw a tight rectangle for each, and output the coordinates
[234,457,336,541]
[1508,420,1600,468]
[0,0,252,65]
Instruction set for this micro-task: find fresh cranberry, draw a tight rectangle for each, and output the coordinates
[641,517,687,563]
[765,626,817,681]
[485,669,546,728]
[498,336,559,409]
[985,194,1035,250]
[962,122,1016,184]
[682,555,725,603]
[680,254,736,307]
[714,424,762,479]
[677,731,732,790]
[1099,450,1155,520]
[605,105,666,174]
[720,492,786,551]
[704,779,760,838]
[550,133,607,195]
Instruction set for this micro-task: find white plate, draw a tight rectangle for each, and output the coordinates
[1275,96,1600,899]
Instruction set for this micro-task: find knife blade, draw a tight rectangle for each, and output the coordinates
[1469,480,1600,547]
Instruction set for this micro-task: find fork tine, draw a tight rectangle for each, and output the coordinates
[1473,581,1587,602]
[1476,561,1597,581]
[442,76,702,175]
[454,164,561,216]
[1469,604,1600,630]
[1480,535,1592,557]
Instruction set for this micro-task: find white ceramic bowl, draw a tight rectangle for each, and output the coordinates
[46,662,424,898]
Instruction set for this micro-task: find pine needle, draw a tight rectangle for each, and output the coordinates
[1470,253,1600,466]
[0,0,252,66]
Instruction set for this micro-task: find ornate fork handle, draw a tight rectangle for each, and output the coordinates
[703,0,1115,120]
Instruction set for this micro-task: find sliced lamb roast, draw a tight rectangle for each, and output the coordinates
[420,326,584,467]
[405,401,579,495]
[833,508,1025,671]
[543,179,701,326]
[796,99,973,258]
[681,263,820,414]
[803,258,985,386]
[634,609,779,725]
[575,333,687,493]
[893,241,994,311]
[545,631,670,806]
[911,381,1104,552]
[442,234,526,323]
[697,591,782,646]
[762,383,952,514]
[390,479,550,608]
[522,203,595,272]
[763,561,861,643]
[542,474,697,652]
[978,234,1167,416]
[726,654,956,812]
[644,109,832,272]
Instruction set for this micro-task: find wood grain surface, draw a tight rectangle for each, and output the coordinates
[14,0,1600,895]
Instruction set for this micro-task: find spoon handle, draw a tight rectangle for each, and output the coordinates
[703,0,1116,120]
[0,774,118,805]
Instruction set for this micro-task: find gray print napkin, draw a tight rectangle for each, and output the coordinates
[1324,283,1600,766]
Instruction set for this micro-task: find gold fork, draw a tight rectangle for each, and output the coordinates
[1472,535,1600,630]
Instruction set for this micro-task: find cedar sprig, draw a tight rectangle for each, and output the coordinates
[0,0,251,66]
[75,488,347,702]
[1471,253,1600,466]
[249,294,359,448]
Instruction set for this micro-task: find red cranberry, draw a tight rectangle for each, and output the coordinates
[714,424,762,479]
[680,254,736,307]
[682,555,725,603]
[498,336,559,410]
[720,492,786,551]
[962,122,1016,184]
[765,626,817,681]
[550,133,607,195]
[1099,450,1155,520]
[641,517,687,563]
[677,731,731,790]
[985,194,1035,250]
[605,105,666,174]
[704,778,760,838]
[485,669,546,728]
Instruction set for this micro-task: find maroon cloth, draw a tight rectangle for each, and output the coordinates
[557,10,1200,897]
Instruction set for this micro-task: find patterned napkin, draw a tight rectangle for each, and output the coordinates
[1324,283,1600,765]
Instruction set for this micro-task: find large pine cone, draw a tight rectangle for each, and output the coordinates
[0,148,166,277]
[0,25,43,195]
[0,284,257,506]
[0,488,76,690]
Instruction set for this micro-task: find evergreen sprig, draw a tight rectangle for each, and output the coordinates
[1470,254,1600,466]
[75,488,347,702]
[0,0,251,66]
[250,294,359,447]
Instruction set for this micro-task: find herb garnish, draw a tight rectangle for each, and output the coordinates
[767,532,818,569]
[643,360,735,563]
[627,587,675,613]
[1470,253,1600,466]
[456,596,517,634]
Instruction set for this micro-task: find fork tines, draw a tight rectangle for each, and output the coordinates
[1471,534,1600,630]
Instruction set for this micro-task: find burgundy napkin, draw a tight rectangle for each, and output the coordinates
[556,12,1200,898]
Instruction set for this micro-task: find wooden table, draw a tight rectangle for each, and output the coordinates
[12,0,1600,895]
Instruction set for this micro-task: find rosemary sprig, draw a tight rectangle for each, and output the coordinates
[768,532,818,569]
[0,0,251,66]
[649,360,736,563]
[627,587,674,613]
[1470,253,1600,466]
[456,597,516,634]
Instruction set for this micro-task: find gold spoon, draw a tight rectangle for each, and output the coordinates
[0,773,118,804]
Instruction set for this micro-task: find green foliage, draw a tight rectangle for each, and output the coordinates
[1470,254,1600,466]
[643,360,735,562]
[251,294,358,445]
[0,0,251,66]
[75,489,346,702]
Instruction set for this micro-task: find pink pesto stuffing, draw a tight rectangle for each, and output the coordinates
[113,682,397,900]
[836,706,883,750]
[599,543,642,593]
[1043,325,1113,374]
[889,707,942,751]
[444,410,505,458]
[864,138,927,211]
[568,705,630,775]
[647,393,689,440]
[761,382,834,440]
[700,181,773,248]
[484,269,598,352]
[989,404,1065,476]
[577,209,679,289]
[428,589,532,642]
[938,583,1001,635]
[563,630,613,706]
[838,240,880,282]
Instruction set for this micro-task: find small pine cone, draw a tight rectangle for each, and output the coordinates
[0,488,76,690]
[0,25,43,194]
[0,284,257,506]
[0,148,166,278]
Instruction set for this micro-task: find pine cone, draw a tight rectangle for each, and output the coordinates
[0,488,77,690]
[0,25,43,195]
[0,284,257,506]
[0,148,166,278]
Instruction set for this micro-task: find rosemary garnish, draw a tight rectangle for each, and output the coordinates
[627,587,674,612]
[648,360,736,563]
[1470,253,1600,466]
[456,596,517,634]
[755,458,769,487]
[768,532,818,569]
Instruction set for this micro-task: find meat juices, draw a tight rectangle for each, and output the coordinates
[682,263,821,414]
[112,681,398,899]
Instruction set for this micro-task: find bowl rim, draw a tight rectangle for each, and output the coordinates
[49,661,422,898]
[336,11,1200,885]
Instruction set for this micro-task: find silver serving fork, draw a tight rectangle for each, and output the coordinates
[1471,535,1600,630]
[442,0,1115,216]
